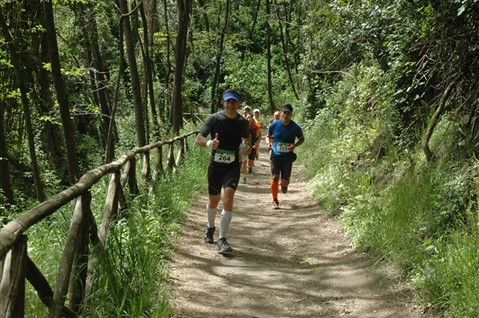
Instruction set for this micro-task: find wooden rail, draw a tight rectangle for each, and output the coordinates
[0,130,198,318]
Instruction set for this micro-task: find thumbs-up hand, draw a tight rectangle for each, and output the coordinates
[207,133,219,150]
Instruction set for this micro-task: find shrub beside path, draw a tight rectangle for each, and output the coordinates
[170,147,437,318]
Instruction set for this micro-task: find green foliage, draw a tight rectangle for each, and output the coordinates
[304,85,477,312]
[343,169,436,270]
[83,144,207,317]
[299,16,479,311]
[84,206,172,317]
[408,160,479,315]
[3,0,479,315]
[25,205,72,317]
[297,61,399,211]
[222,51,269,108]
[22,143,208,317]
[414,231,479,316]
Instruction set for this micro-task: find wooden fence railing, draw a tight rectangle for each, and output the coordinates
[0,130,199,318]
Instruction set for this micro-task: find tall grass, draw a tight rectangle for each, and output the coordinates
[23,140,209,317]
[339,158,479,315]
[24,203,73,317]
[341,169,433,270]
[415,230,479,317]
[297,60,479,316]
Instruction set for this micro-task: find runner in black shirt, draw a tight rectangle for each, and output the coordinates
[195,89,250,253]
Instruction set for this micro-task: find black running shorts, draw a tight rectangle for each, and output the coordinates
[207,163,240,195]
[270,153,297,180]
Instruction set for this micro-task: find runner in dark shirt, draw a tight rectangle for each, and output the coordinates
[195,89,250,253]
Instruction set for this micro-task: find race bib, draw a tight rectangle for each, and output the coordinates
[277,142,290,153]
[214,149,236,163]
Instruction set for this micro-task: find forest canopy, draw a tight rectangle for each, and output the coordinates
[2,0,479,315]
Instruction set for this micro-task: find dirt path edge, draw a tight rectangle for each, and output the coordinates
[170,148,438,318]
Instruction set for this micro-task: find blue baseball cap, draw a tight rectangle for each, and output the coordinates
[223,91,241,101]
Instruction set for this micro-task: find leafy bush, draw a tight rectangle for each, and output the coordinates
[299,51,479,316]
[23,140,208,317]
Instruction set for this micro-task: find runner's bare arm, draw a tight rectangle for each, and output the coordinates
[195,133,219,150]
[289,135,305,151]
[265,134,273,151]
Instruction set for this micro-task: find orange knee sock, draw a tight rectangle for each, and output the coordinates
[270,180,279,200]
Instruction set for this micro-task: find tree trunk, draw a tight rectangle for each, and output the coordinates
[197,0,210,32]
[43,0,80,185]
[159,0,172,122]
[30,1,69,186]
[274,0,299,100]
[247,0,261,52]
[171,0,191,134]
[211,0,230,114]
[266,0,275,112]
[422,81,455,162]
[0,6,45,202]
[106,15,127,164]
[139,3,160,140]
[135,3,153,183]
[119,0,147,148]
[0,104,13,206]
[143,0,158,46]
[84,3,115,157]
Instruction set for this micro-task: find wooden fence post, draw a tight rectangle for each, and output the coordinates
[69,192,91,313]
[128,157,139,195]
[100,172,120,243]
[0,130,199,316]
[84,171,120,302]
[0,235,27,318]
[154,146,164,179]
[167,142,176,171]
[49,195,87,318]
[120,158,139,195]
[140,153,151,189]
[24,257,76,317]
[175,137,186,167]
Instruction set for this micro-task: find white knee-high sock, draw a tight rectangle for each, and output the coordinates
[206,205,217,228]
[219,210,233,239]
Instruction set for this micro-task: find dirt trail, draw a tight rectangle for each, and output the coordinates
[170,146,437,318]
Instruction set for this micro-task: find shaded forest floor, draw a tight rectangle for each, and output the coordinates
[170,146,438,317]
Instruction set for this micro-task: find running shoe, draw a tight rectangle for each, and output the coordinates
[248,167,253,174]
[281,184,288,194]
[272,199,280,210]
[216,237,233,254]
[204,226,215,244]
[242,176,247,183]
